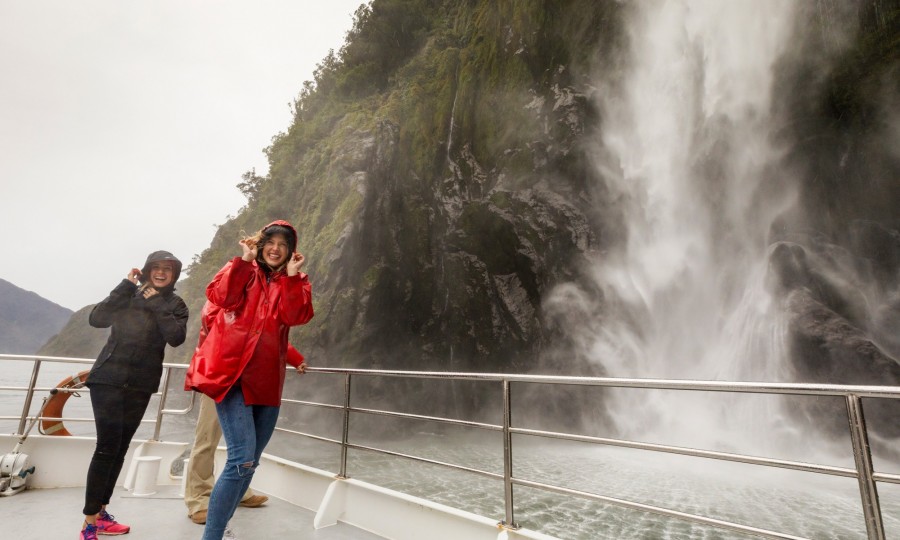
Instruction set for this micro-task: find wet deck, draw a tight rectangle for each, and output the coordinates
[1,485,382,540]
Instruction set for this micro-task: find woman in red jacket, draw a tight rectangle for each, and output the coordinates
[185,220,313,540]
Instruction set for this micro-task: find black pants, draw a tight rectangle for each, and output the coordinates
[83,384,152,516]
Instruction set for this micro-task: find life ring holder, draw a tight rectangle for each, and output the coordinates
[39,370,90,436]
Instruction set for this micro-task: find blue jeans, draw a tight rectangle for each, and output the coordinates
[201,385,279,540]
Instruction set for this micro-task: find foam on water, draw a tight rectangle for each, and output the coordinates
[266,432,899,539]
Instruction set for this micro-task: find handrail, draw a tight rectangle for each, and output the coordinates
[292,366,900,540]
[0,354,195,439]
[511,427,862,478]
[2,354,898,539]
[501,378,516,529]
[846,394,885,538]
[310,366,900,398]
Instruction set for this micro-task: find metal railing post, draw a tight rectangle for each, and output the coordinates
[500,379,519,530]
[845,395,885,540]
[338,373,352,479]
[151,366,172,441]
[17,359,42,435]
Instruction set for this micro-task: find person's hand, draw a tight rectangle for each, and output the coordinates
[295,362,308,375]
[142,287,159,300]
[286,252,306,276]
[127,268,142,284]
[240,239,257,262]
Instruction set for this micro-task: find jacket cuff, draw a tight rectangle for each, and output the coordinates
[114,279,139,295]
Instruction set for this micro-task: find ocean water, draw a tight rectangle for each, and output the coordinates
[0,358,96,436]
[262,408,900,540]
[261,431,900,540]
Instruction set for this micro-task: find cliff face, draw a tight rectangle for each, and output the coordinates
[772,2,900,389]
[178,0,623,374]
[175,0,899,408]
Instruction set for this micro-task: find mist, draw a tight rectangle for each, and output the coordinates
[545,0,899,462]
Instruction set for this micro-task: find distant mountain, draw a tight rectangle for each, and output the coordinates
[0,278,74,354]
[38,294,187,362]
[37,304,109,360]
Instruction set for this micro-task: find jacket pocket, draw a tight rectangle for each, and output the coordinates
[92,341,117,372]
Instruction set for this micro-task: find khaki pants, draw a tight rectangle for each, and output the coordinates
[184,393,255,515]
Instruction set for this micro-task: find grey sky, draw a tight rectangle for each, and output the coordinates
[0,0,363,311]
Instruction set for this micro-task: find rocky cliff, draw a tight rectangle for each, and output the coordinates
[172,1,898,432]
[176,0,623,376]
[9,2,893,462]
[182,0,900,372]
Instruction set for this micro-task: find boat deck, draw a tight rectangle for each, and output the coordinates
[1,485,382,540]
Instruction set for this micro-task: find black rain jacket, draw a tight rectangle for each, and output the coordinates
[87,251,189,394]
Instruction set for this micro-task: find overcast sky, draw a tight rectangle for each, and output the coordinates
[0,0,363,311]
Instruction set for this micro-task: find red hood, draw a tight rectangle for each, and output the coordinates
[264,219,296,234]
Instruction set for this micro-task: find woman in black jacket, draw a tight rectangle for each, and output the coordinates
[79,250,189,540]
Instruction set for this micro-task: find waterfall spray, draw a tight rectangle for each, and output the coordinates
[554,0,806,451]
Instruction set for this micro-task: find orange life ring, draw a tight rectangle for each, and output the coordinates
[40,370,90,436]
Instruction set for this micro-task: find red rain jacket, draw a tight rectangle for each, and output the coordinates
[185,221,313,405]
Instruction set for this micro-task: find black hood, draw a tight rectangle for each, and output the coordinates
[140,250,183,290]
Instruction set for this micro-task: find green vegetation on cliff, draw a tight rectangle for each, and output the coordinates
[175,0,623,372]
[172,0,898,393]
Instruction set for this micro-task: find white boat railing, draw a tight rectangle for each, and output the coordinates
[1,354,898,540]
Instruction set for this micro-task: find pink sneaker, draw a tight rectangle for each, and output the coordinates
[96,510,130,535]
[80,524,99,540]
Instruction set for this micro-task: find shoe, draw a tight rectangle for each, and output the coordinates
[80,524,99,540]
[96,510,130,535]
[223,528,239,540]
[239,494,268,508]
[189,509,207,524]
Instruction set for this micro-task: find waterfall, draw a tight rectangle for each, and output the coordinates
[558,0,811,452]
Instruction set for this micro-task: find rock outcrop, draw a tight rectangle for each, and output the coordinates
[168,2,897,434]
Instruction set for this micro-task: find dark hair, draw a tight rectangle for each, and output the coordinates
[255,225,296,271]
[258,225,296,251]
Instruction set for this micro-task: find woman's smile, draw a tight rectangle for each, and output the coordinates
[261,234,289,267]
[148,262,175,288]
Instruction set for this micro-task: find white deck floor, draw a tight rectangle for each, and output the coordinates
[1,485,382,540]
